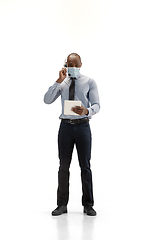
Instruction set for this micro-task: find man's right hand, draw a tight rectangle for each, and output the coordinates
[56,68,67,83]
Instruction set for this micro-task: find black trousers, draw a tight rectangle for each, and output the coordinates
[57,121,94,207]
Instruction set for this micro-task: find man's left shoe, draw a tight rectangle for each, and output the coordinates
[84,206,97,216]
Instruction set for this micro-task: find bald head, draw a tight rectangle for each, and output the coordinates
[67,53,82,68]
[67,53,81,62]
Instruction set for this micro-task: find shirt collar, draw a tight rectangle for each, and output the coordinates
[76,72,81,79]
[65,73,81,85]
[69,72,81,80]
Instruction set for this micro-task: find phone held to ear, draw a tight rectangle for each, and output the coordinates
[63,59,67,68]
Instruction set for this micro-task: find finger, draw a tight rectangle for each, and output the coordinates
[74,106,82,110]
[72,108,78,113]
[72,108,82,115]
[72,109,81,114]
[73,110,82,116]
[62,69,66,75]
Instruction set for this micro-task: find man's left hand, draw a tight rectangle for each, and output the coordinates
[71,106,89,116]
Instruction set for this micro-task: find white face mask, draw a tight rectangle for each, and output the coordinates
[67,67,80,78]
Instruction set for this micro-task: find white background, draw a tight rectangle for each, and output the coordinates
[0,0,160,239]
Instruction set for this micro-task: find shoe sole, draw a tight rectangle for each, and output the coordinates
[84,210,96,216]
[51,210,67,216]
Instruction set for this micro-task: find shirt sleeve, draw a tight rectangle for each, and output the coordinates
[44,82,61,104]
[87,79,100,117]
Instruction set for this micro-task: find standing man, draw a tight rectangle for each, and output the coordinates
[44,53,100,216]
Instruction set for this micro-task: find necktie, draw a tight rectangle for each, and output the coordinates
[69,77,76,100]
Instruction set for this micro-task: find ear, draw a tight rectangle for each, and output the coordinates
[80,62,82,68]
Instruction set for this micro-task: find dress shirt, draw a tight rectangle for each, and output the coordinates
[44,73,100,119]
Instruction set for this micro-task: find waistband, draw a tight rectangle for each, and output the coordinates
[61,118,89,125]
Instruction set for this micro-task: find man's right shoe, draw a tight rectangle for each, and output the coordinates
[84,206,97,216]
[51,206,67,216]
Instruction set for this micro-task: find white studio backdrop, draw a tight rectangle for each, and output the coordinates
[0,0,160,239]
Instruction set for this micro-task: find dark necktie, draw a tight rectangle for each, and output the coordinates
[69,77,76,100]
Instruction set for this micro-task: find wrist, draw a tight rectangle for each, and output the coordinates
[85,108,89,115]
[56,78,63,83]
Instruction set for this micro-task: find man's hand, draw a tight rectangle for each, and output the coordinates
[56,68,67,83]
[71,106,89,116]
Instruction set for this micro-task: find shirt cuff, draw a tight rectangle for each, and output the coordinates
[54,81,61,86]
[87,108,92,117]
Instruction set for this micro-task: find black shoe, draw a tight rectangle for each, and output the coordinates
[84,206,97,216]
[51,206,67,216]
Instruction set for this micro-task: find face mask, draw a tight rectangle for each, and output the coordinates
[67,67,80,78]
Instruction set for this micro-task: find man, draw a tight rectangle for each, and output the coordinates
[44,53,100,216]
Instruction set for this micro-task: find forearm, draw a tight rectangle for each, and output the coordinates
[44,82,61,104]
[87,103,100,117]
[87,79,100,117]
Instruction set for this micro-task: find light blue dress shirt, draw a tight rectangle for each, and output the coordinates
[44,73,100,119]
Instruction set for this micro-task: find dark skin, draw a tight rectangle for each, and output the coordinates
[56,55,89,116]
